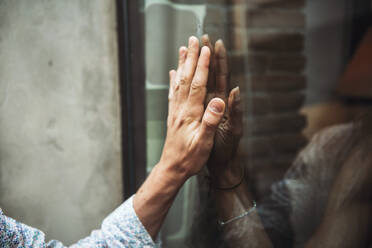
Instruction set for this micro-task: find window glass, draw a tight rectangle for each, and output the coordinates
[144,0,372,247]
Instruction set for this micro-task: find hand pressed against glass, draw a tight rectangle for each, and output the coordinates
[201,35,244,177]
[161,36,227,177]
[134,36,226,240]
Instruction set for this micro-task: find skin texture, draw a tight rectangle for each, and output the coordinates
[134,34,372,246]
[201,35,243,175]
[133,36,226,240]
[204,35,372,247]
[202,35,273,248]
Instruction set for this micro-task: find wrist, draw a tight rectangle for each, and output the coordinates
[134,161,187,212]
[209,159,243,187]
[133,159,189,239]
[155,159,189,187]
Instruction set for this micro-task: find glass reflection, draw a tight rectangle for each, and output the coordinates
[144,0,372,247]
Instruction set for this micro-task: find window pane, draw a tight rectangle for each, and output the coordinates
[144,0,372,247]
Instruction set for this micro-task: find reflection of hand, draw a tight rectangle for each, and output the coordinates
[159,36,226,178]
[201,35,243,178]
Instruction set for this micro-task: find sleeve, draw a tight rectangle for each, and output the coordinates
[259,123,355,248]
[0,195,160,248]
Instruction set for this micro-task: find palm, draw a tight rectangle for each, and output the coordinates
[202,35,243,168]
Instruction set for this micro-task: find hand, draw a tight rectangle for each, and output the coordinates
[159,36,226,178]
[133,37,226,239]
[201,35,244,177]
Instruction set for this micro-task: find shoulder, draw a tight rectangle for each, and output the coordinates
[284,122,356,181]
[310,122,355,147]
[299,122,355,165]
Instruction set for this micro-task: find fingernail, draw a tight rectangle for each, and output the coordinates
[235,86,240,95]
[179,46,186,56]
[189,36,196,46]
[234,86,240,100]
[209,99,224,113]
[201,46,210,54]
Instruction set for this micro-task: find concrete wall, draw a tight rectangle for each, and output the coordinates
[0,0,123,244]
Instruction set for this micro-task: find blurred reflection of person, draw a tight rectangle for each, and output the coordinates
[0,36,227,248]
[194,35,372,248]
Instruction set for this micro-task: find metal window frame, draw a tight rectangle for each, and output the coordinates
[116,0,146,200]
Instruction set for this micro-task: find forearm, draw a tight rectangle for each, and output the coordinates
[133,161,188,240]
[211,160,273,248]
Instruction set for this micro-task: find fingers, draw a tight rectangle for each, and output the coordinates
[174,46,188,93]
[201,34,216,93]
[215,39,228,102]
[186,46,211,119]
[227,87,243,136]
[177,36,200,103]
[169,70,176,99]
[198,98,225,142]
[169,47,187,125]
[168,69,177,123]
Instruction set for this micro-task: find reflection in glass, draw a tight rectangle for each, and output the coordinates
[144,0,372,247]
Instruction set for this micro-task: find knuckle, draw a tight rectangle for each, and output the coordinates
[172,115,178,124]
[190,81,204,91]
[178,118,185,126]
[174,115,185,127]
[179,76,189,85]
[190,84,201,91]
[202,62,210,70]
[204,119,217,130]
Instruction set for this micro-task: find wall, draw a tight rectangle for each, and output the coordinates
[0,0,122,244]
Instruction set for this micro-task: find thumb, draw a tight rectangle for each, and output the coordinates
[199,98,225,140]
[227,86,243,136]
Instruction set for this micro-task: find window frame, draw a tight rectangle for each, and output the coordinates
[116,0,147,200]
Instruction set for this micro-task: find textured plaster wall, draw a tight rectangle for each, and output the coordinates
[0,0,123,244]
